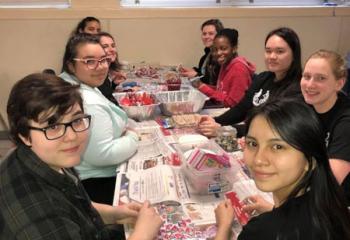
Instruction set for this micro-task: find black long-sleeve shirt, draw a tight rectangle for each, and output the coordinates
[194,47,220,86]
[214,71,301,126]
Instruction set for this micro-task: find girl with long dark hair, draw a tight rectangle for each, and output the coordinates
[215,98,350,240]
[72,16,101,35]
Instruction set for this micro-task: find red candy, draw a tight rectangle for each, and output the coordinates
[119,92,155,106]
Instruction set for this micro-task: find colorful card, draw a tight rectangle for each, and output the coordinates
[225,191,249,226]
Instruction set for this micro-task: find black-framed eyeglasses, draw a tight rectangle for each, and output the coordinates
[28,115,91,140]
[73,57,110,70]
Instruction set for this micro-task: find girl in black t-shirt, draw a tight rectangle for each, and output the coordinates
[301,49,350,204]
[214,99,350,240]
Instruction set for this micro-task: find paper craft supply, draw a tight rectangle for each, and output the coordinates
[186,148,231,171]
[225,191,250,226]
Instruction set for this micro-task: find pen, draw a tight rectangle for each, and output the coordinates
[189,75,204,82]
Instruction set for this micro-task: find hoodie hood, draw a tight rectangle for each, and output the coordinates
[227,56,256,76]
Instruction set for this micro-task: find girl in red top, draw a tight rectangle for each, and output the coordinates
[192,28,256,107]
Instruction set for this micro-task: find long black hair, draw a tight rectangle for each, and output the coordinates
[73,16,100,35]
[245,98,350,239]
[265,27,302,97]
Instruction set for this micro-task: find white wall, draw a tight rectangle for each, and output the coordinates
[0,1,349,130]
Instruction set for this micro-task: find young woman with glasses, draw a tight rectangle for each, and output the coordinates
[60,33,139,205]
[0,73,162,239]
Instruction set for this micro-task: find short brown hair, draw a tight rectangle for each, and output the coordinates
[201,19,224,33]
[7,73,83,145]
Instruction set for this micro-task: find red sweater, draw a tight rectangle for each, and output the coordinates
[198,56,255,107]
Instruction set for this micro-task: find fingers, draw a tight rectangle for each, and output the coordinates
[198,127,216,137]
[242,203,258,215]
[199,115,210,123]
[128,202,142,212]
[242,195,259,214]
[198,116,218,128]
[139,201,159,219]
[241,195,274,214]
[132,201,163,239]
[215,199,233,213]
[139,201,157,219]
[215,200,235,229]
[123,204,139,218]
[197,120,220,137]
[142,200,150,209]
[138,201,163,236]
[194,114,202,125]
[244,195,258,203]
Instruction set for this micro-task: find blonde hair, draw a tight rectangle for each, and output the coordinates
[307,49,347,80]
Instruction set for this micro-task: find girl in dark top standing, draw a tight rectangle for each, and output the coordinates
[198,27,302,137]
[179,19,224,86]
[214,99,350,240]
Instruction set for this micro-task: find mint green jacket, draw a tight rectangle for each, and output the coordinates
[60,72,138,180]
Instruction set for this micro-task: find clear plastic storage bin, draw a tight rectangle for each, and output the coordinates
[175,139,238,195]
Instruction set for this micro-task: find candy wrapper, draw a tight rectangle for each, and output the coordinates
[225,191,250,226]
[156,204,217,240]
